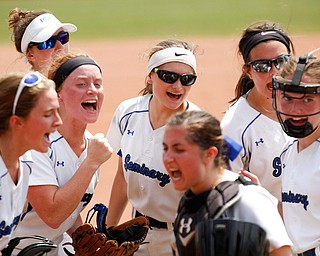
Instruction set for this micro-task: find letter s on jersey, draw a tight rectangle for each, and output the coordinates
[272,157,282,177]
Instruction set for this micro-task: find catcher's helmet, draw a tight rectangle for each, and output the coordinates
[2,235,57,256]
[272,52,320,138]
[195,218,269,256]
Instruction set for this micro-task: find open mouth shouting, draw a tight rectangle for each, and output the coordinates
[267,82,273,90]
[81,100,98,112]
[167,92,182,100]
[168,168,182,181]
[287,117,308,126]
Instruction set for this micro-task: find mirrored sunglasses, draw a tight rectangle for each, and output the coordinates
[28,32,70,51]
[154,68,197,86]
[248,54,290,73]
[13,72,42,115]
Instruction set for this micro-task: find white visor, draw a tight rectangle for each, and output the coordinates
[21,13,77,54]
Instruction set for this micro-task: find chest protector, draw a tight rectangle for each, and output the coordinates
[173,176,269,256]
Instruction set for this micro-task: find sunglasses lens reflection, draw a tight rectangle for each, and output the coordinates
[180,74,196,86]
[30,32,70,51]
[162,72,179,84]
[250,55,290,73]
[252,62,271,72]
[155,69,196,86]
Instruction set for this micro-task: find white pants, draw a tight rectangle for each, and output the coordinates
[57,232,74,255]
[135,227,173,256]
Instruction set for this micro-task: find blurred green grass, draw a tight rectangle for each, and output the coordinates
[1,0,320,43]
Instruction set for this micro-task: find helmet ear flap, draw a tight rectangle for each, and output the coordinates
[195,219,269,256]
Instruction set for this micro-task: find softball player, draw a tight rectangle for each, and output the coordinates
[221,20,295,201]
[13,54,112,255]
[163,110,293,256]
[8,8,77,75]
[0,72,61,251]
[106,39,199,255]
[273,53,320,255]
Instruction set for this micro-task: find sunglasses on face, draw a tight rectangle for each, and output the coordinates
[154,68,197,86]
[247,54,290,73]
[28,32,70,51]
[13,72,42,115]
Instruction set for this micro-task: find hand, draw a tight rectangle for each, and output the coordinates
[238,169,261,185]
[86,133,113,169]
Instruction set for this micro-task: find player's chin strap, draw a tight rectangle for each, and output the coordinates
[1,235,57,256]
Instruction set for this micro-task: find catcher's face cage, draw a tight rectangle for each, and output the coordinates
[272,55,320,138]
[195,218,269,256]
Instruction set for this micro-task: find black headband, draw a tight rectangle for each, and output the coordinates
[240,30,291,63]
[53,56,102,90]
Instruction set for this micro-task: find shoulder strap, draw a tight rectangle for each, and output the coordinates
[207,180,242,219]
[209,175,257,219]
[235,174,257,186]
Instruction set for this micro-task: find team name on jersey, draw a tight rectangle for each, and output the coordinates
[124,154,170,187]
[282,190,309,210]
[0,215,21,238]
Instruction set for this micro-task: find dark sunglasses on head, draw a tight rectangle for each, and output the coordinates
[247,54,290,73]
[28,32,70,51]
[154,68,197,86]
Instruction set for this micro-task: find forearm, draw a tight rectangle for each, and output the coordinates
[28,133,113,229]
[269,245,293,256]
[67,215,83,236]
[106,158,128,227]
[29,159,99,228]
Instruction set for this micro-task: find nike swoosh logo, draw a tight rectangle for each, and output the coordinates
[175,52,187,56]
[261,31,276,36]
[179,231,195,247]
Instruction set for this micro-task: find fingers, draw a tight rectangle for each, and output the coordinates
[238,169,261,185]
[87,133,113,167]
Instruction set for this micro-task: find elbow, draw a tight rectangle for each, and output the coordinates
[41,215,65,229]
[47,221,62,229]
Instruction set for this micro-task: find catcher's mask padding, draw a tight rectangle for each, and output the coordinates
[195,219,269,256]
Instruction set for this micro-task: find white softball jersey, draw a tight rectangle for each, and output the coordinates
[107,94,199,255]
[281,139,320,253]
[0,153,32,251]
[220,170,292,251]
[221,95,290,201]
[13,130,99,254]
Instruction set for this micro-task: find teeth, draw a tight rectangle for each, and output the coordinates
[292,117,303,121]
[83,100,97,104]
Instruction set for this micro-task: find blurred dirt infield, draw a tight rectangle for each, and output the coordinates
[1,34,319,223]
